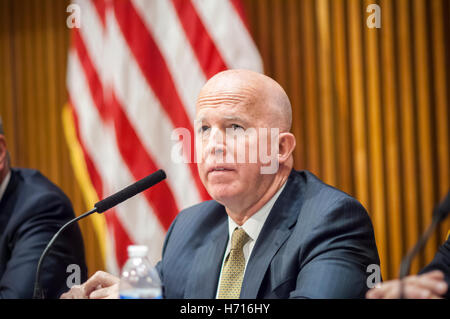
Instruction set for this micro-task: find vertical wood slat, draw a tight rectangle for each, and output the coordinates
[272,1,287,89]
[380,0,403,276]
[348,0,369,210]
[33,0,49,176]
[396,0,421,274]
[300,0,321,176]
[412,0,437,264]
[44,0,60,184]
[286,0,305,169]
[316,0,336,187]
[255,0,271,75]
[331,0,353,196]
[364,0,388,277]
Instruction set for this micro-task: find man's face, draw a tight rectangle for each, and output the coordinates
[195,85,276,208]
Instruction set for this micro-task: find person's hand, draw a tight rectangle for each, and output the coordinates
[60,271,120,299]
[366,270,448,299]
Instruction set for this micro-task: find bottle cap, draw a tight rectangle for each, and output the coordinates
[127,245,148,257]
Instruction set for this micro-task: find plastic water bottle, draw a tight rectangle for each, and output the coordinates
[119,245,162,299]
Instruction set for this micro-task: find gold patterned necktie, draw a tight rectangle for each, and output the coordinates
[217,227,250,299]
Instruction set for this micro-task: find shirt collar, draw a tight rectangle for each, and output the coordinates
[227,180,287,243]
[0,171,11,202]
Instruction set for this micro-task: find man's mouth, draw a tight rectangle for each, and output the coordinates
[207,166,236,174]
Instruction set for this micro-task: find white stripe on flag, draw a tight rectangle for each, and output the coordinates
[192,0,263,72]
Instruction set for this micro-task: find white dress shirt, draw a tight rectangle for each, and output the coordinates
[0,171,11,202]
[215,181,287,298]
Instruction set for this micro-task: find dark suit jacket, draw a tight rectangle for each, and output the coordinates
[419,237,450,299]
[156,169,380,298]
[0,168,87,298]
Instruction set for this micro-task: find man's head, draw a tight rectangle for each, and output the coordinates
[195,69,296,216]
[0,117,10,183]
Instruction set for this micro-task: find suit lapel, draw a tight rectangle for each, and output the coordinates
[240,171,303,298]
[184,210,229,298]
[0,170,19,234]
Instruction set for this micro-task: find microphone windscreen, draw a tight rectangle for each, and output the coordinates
[94,169,166,214]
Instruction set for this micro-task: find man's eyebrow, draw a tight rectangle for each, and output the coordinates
[194,115,248,123]
[222,116,243,121]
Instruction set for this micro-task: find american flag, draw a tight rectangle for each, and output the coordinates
[64,0,262,274]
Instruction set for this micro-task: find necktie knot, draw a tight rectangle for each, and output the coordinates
[230,227,250,251]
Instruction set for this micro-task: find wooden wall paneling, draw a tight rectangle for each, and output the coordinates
[431,0,450,243]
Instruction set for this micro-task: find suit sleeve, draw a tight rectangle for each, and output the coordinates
[290,199,380,299]
[155,212,179,298]
[418,238,450,299]
[0,192,87,299]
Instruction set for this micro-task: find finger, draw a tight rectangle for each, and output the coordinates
[83,271,120,296]
[366,280,400,299]
[89,284,119,299]
[59,285,88,299]
[402,284,440,299]
[405,275,448,296]
[382,281,402,299]
[419,270,444,280]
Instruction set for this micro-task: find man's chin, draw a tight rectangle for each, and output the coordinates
[207,186,240,205]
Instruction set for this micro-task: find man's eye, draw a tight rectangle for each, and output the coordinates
[231,124,243,131]
[200,126,210,132]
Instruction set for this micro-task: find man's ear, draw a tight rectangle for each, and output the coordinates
[0,135,7,172]
[278,132,296,165]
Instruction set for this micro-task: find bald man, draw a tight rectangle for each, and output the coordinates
[61,70,379,299]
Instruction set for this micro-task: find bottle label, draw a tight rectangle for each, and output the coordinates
[119,294,162,299]
[119,288,162,299]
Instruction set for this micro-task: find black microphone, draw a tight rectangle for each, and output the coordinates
[32,169,166,299]
[398,190,450,298]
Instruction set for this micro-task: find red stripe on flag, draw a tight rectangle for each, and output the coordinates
[72,28,181,229]
[230,0,251,33]
[68,97,133,268]
[112,0,211,201]
[171,0,228,79]
[91,0,107,29]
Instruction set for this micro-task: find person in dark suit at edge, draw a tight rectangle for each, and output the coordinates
[61,69,380,299]
[366,236,449,299]
[0,117,87,298]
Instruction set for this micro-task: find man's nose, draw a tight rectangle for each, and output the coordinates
[206,128,226,156]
